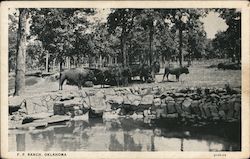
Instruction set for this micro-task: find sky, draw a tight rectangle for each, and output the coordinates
[89,9,228,39]
[9,9,229,40]
[200,11,228,39]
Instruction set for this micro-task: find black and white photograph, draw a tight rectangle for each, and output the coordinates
[1,1,250,159]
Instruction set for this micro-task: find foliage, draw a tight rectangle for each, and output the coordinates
[213,9,241,63]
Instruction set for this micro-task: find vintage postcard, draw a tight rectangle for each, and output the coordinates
[1,1,249,159]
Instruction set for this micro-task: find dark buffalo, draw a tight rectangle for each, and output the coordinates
[106,66,131,86]
[217,63,241,70]
[162,66,189,82]
[85,67,109,87]
[129,62,160,82]
[59,68,95,90]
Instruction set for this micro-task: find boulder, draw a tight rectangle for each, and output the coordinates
[106,95,123,106]
[209,106,219,117]
[191,100,200,115]
[166,113,178,119]
[156,108,164,118]
[127,94,141,106]
[84,81,94,87]
[199,105,206,118]
[140,94,154,106]
[9,96,27,115]
[182,98,192,113]
[218,110,226,119]
[175,101,183,114]
[53,102,65,115]
[153,98,161,107]
[165,96,175,101]
[104,89,116,95]
[167,101,176,114]
[234,102,241,119]
[226,100,235,119]
[88,91,107,112]
[173,93,186,98]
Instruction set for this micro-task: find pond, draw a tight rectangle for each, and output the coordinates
[8,118,241,151]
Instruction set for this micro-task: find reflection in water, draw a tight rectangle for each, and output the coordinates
[9,118,241,151]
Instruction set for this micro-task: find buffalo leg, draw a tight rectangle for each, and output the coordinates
[162,73,166,81]
[166,73,169,81]
[176,75,180,81]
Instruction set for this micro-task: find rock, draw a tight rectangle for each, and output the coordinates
[143,109,149,117]
[175,102,183,114]
[167,101,176,113]
[16,121,48,130]
[104,89,116,95]
[209,106,219,117]
[182,98,192,108]
[191,100,200,115]
[22,117,35,124]
[140,95,154,106]
[106,95,123,105]
[234,102,241,112]
[182,98,192,113]
[210,93,220,99]
[127,94,141,106]
[173,93,186,98]
[218,110,226,119]
[25,112,53,120]
[179,89,189,93]
[226,100,235,119]
[218,100,227,111]
[60,94,75,101]
[156,108,164,118]
[199,105,206,118]
[166,113,178,118]
[53,102,65,115]
[165,96,174,101]
[202,104,211,117]
[153,98,161,107]
[84,81,94,87]
[88,92,107,112]
[44,115,71,124]
[9,96,27,115]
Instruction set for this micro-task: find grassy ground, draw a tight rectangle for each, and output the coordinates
[8,60,241,96]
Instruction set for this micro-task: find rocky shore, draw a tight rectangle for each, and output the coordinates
[9,86,241,129]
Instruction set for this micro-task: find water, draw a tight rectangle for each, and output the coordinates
[8,118,241,151]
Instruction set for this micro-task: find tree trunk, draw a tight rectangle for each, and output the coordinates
[121,34,127,67]
[45,51,49,72]
[14,9,28,96]
[52,58,56,71]
[178,28,183,67]
[149,25,153,66]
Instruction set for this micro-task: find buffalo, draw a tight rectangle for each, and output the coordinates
[217,63,241,70]
[162,66,189,82]
[106,66,131,86]
[59,68,95,90]
[129,62,160,82]
[85,66,131,87]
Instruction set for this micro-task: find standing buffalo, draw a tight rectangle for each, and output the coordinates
[59,68,95,90]
[129,61,160,82]
[162,66,189,82]
[106,66,131,86]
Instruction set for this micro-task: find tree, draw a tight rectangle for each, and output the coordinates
[14,8,28,96]
[214,9,241,63]
[163,9,207,66]
[8,12,18,72]
[107,9,141,66]
[30,8,94,72]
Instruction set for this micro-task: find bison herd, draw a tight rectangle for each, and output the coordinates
[58,61,192,90]
[59,62,160,90]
